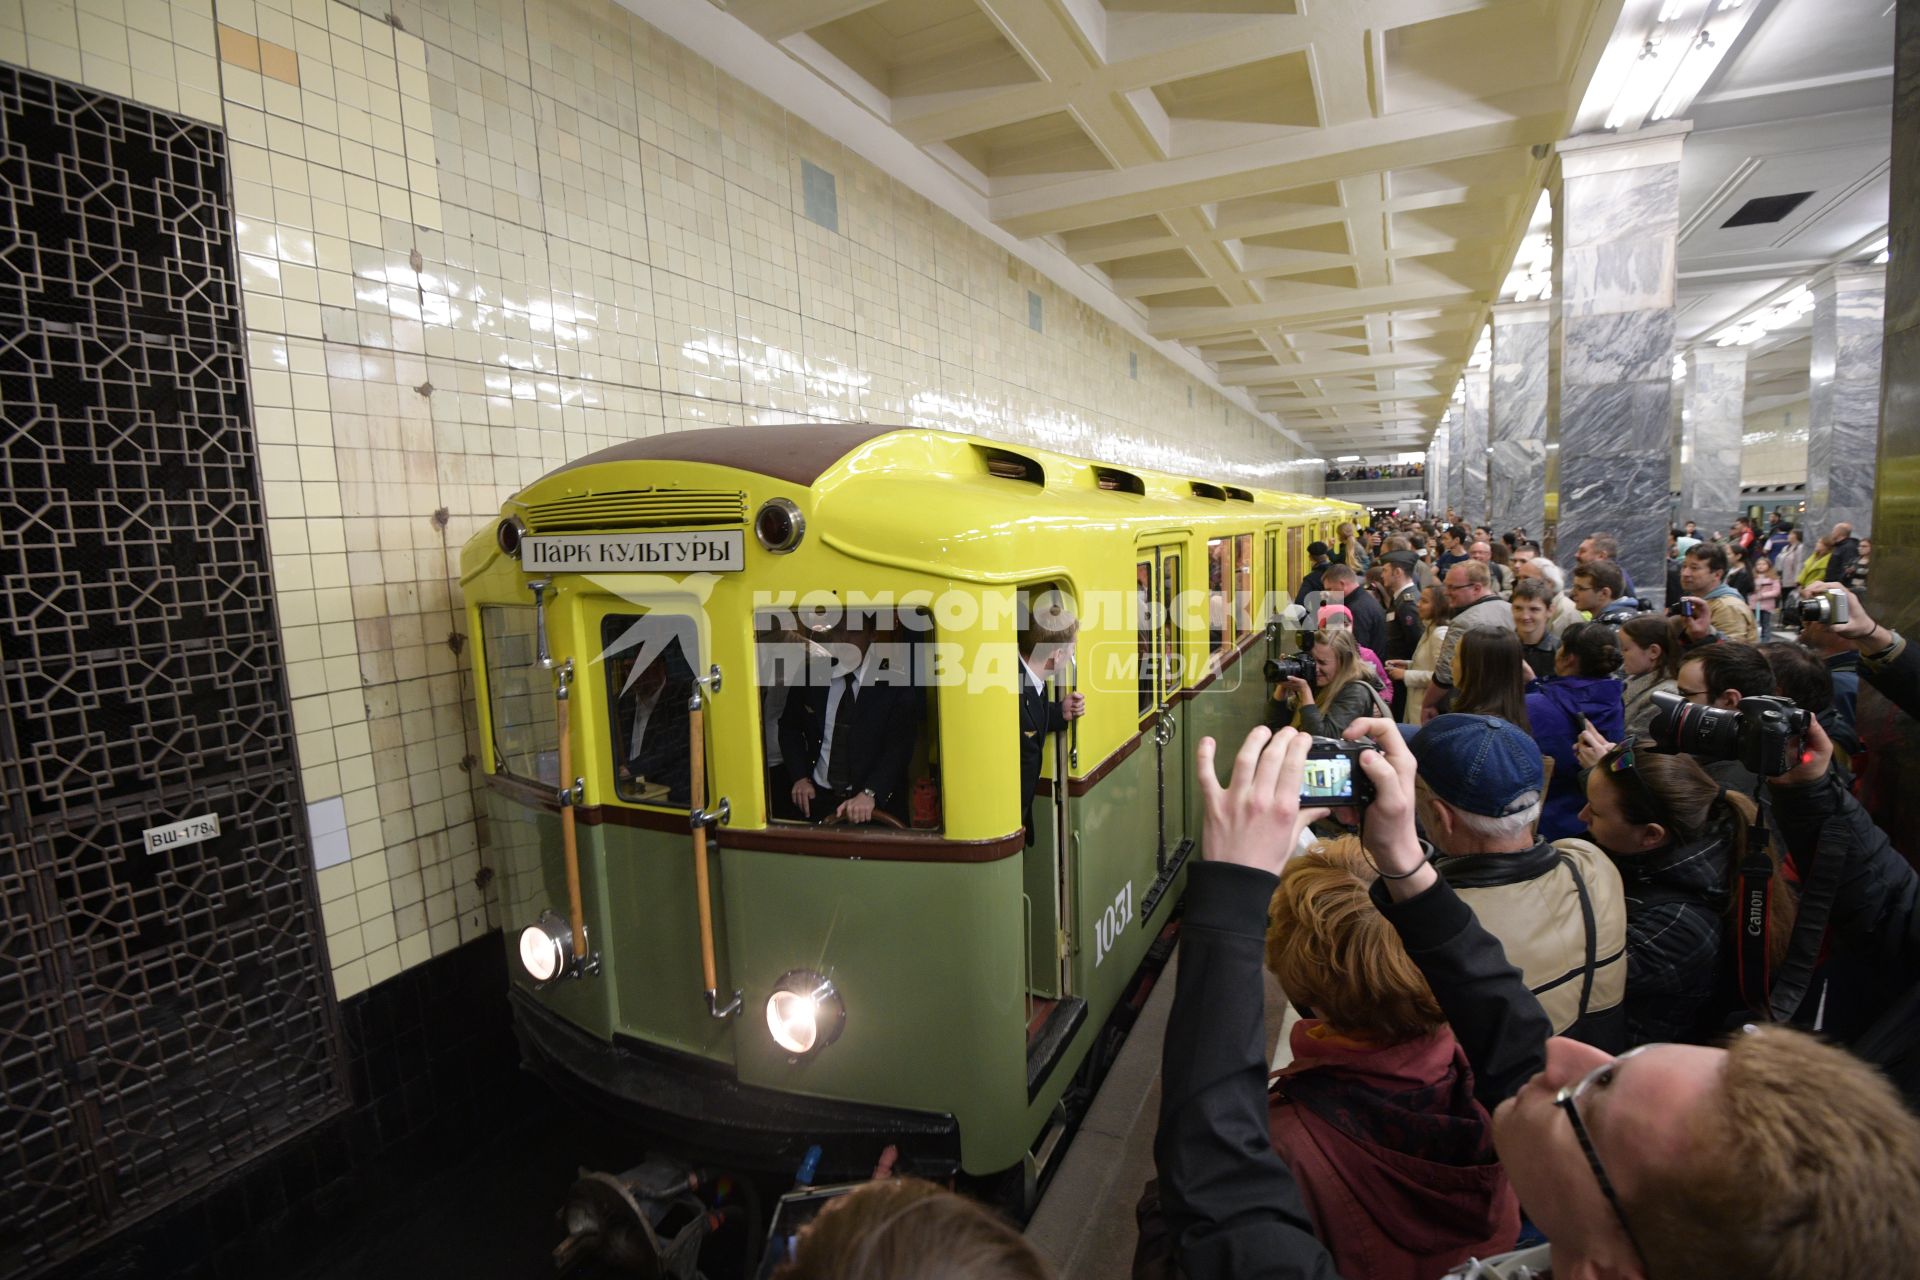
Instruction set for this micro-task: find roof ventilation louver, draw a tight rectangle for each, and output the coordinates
[1092,466,1146,495]
[1224,486,1255,502]
[976,445,1045,486]
[1721,192,1814,228]
[1189,482,1226,501]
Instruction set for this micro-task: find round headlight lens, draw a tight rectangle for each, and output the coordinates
[497,516,527,557]
[766,969,845,1057]
[753,498,805,554]
[519,913,570,984]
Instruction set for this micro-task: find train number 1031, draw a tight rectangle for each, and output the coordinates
[1092,880,1135,969]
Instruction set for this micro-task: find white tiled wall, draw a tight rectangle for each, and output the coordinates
[3,0,1311,998]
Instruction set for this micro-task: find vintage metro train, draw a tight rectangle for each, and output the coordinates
[459,423,1363,1188]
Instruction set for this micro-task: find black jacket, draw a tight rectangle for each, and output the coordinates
[616,684,692,804]
[1384,585,1423,663]
[1020,675,1068,842]
[778,673,920,813]
[1770,769,1920,1094]
[1608,824,1733,1045]
[1861,633,1920,723]
[1342,586,1389,657]
[1269,680,1376,739]
[1155,862,1551,1279]
[1825,536,1861,583]
[1297,563,1330,606]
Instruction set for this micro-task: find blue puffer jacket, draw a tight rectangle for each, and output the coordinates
[1526,677,1625,840]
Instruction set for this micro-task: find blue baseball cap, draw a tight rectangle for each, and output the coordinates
[1411,714,1544,817]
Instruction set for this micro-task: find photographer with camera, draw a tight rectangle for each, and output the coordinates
[1157,721,1920,1279]
[1665,643,1779,793]
[1798,580,1920,723]
[1575,745,1794,1046]
[1676,544,1758,643]
[1268,629,1384,739]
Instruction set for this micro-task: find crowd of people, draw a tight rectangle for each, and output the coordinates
[1326,462,1426,482]
[760,508,1919,1280]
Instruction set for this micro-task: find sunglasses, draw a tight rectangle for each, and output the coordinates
[1597,745,1661,819]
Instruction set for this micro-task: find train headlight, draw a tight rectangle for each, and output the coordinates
[753,498,805,554]
[766,969,845,1058]
[497,515,528,558]
[519,912,572,985]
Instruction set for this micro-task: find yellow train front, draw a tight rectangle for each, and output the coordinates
[459,423,1362,1184]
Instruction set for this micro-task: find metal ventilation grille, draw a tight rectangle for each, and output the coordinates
[0,66,345,1277]
[522,489,747,531]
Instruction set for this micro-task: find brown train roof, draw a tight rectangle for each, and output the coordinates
[548,423,895,488]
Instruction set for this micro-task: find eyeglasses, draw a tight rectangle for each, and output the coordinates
[1676,686,1709,703]
[1556,1046,1655,1269]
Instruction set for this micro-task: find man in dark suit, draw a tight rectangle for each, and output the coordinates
[1296,541,1333,606]
[779,624,920,824]
[613,649,692,804]
[1321,562,1386,657]
[1018,604,1085,845]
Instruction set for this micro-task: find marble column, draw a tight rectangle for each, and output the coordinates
[1807,263,1886,536]
[1490,302,1549,538]
[1548,122,1689,610]
[1444,405,1465,520]
[1428,425,1451,517]
[1678,346,1749,530]
[1458,369,1490,528]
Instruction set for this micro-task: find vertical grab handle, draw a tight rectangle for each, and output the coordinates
[688,669,740,1019]
[554,660,587,961]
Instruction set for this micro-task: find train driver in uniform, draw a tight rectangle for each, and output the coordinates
[779,618,921,825]
[1017,594,1086,846]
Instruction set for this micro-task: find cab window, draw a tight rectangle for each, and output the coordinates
[756,605,939,831]
[601,613,698,806]
[481,606,558,784]
[1233,534,1253,635]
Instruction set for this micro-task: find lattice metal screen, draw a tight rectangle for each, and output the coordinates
[0,67,347,1276]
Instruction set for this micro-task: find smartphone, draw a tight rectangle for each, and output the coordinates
[754,1184,865,1279]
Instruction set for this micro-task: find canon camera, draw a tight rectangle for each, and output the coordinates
[1264,654,1315,684]
[1645,690,1812,777]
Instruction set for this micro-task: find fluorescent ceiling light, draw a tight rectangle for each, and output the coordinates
[1672,352,1688,380]
[1597,0,1762,133]
[1334,455,1360,462]
[1714,284,1816,347]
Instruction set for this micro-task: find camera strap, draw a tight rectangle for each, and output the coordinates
[1748,782,1843,1025]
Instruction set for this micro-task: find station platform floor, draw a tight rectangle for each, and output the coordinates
[1025,951,1298,1279]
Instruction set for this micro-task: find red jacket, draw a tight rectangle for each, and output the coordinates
[1268,1022,1519,1280]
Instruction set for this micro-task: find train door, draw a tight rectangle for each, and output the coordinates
[1017,580,1077,1005]
[1137,541,1192,917]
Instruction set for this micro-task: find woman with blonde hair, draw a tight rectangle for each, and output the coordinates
[1263,835,1519,1279]
[1268,628,1379,738]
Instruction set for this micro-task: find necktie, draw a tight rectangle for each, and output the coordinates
[825,672,856,792]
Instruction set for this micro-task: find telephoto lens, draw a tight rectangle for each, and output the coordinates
[1644,690,1811,777]
[1264,654,1315,684]
[1795,593,1851,626]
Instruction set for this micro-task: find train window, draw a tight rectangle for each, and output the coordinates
[756,607,939,831]
[1161,554,1182,694]
[481,606,559,784]
[1234,533,1253,636]
[1136,560,1153,717]
[1207,537,1230,653]
[1263,531,1278,621]
[1286,527,1304,600]
[601,613,699,807]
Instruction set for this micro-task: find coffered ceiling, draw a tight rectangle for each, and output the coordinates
[709,0,1620,455]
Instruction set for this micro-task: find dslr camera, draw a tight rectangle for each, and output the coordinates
[1264,654,1315,684]
[1793,592,1850,626]
[1645,690,1811,777]
[1300,736,1381,807]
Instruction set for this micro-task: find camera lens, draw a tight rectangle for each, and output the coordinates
[1645,689,1744,762]
[1264,655,1314,683]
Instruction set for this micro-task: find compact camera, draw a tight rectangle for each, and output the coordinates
[1300,736,1381,807]
[1645,690,1812,778]
[1265,654,1315,684]
[1793,592,1850,626]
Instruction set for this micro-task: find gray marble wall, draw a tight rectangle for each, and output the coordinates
[1445,407,1466,519]
[1458,370,1491,528]
[1679,346,1749,530]
[1490,303,1549,539]
[1547,123,1688,610]
[1429,426,1451,517]
[1808,263,1886,537]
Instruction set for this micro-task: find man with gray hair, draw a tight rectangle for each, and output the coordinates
[1411,713,1627,1049]
[1513,556,1582,638]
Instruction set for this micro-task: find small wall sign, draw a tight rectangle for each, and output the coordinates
[144,813,220,854]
